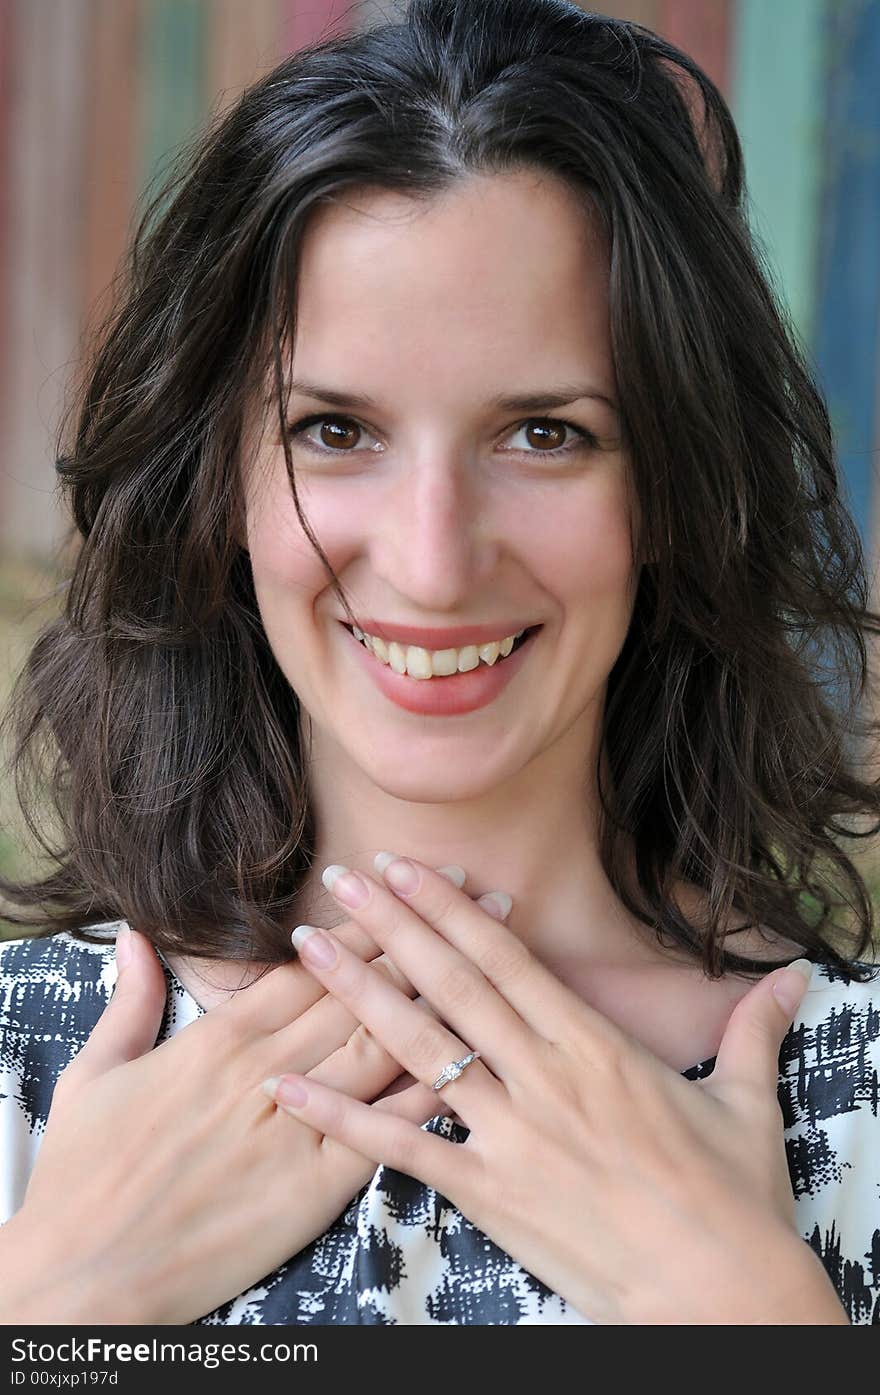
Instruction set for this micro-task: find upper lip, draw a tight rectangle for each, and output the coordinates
[341,620,538,648]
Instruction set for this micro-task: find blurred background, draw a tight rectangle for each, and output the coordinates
[1,0,880,935]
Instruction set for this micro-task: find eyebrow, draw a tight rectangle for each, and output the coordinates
[286,378,619,415]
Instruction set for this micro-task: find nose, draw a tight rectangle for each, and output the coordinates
[369,449,500,611]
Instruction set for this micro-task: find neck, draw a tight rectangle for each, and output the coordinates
[167,707,671,1010]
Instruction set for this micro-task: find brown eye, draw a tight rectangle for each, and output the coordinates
[506,417,597,459]
[288,414,378,455]
[523,420,567,451]
[316,420,360,449]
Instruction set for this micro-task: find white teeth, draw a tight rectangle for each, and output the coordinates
[456,645,480,673]
[387,641,407,675]
[430,648,459,677]
[351,625,532,679]
[405,646,433,680]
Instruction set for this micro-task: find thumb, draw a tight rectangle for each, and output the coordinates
[710,958,814,1092]
[66,926,169,1085]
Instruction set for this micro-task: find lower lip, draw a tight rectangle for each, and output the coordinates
[340,625,541,716]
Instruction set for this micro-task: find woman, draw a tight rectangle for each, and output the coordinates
[1,0,878,1325]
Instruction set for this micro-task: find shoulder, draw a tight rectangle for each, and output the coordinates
[782,957,880,1323]
[0,926,124,1116]
[783,954,880,1111]
[0,925,124,1057]
[782,954,880,1101]
[0,924,122,1005]
[0,925,125,1221]
[790,954,880,1042]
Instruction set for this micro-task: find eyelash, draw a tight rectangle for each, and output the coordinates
[286,412,599,460]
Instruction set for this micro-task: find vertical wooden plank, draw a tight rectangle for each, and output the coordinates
[812,0,880,553]
[137,0,208,210]
[207,0,281,121]
[2,0,90,560]
[0,0,15,532]
[280,0,374,53]
[80,0,142,340]
[658,0,732,95]
[730,0,825,349]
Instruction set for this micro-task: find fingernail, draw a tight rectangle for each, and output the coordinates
[772,958,814,1013]
[378,855,420,894]
[437,865,466,887]
[262,1075,308,1107]
[291,924,338,968]
[322,864,369,908]
[477,891,513,920]
[115,924,132,971]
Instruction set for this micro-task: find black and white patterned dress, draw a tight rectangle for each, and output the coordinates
[1,927,878,1324]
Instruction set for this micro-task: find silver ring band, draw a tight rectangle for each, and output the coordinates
[432,1049,481,1091]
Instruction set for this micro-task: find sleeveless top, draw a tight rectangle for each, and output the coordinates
[1,926,878,1324]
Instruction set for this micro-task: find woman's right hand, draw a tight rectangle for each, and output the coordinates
[1,873,504,1325]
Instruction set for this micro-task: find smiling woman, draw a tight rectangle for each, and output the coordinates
[0,0,878,1328]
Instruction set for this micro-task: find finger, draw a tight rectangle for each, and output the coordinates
[266,951,421,1075]
[320,858,545,1067]
[291,925,505,1126]
[231,864,467,1035]
[373,1078,454,1126]
[264,1073,477,1199]
[61,927,168,1086]
[229,919,386,1035]
[710,959,815,1093]
[302,991,452,1105]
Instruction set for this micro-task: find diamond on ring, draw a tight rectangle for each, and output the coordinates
[431,1049,481,1091]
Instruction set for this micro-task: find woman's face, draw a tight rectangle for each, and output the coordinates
[243,169,641,802]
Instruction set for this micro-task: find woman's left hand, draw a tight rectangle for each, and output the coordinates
[263,854,848,1325]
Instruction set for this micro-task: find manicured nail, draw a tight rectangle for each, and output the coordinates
[291,924,338,968]
[115,924,132,971]
[477,891,513,920]
[262,1075,308,1107]
[375,854,464,886]
[376,854,420,894]
[772,958,814,1013]
[437,865,466,887]
[322,864,369,908]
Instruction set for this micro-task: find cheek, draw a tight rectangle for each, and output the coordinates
[523,483,636,606]
[246,470,333,599]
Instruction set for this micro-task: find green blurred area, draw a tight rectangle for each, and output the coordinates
[0,551,65,940]
[2,549,879,949]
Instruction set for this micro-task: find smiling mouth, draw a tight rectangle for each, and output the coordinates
[341,623,541,676]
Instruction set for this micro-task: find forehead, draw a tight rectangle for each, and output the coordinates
[278,170,614,403]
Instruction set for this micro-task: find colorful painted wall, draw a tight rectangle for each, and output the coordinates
[1,0,878,598]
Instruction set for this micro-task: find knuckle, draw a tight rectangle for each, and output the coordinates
[345,1022,389,1069]
[372,956,416,998]
[407,1020,449,1070]
[476,939,532,986]
[384,1117,422,1174]
[429,887,460,929]
[437,962,483,1012]
[331,953,370,1000]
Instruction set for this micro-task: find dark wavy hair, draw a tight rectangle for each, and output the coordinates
[2,0,879,983]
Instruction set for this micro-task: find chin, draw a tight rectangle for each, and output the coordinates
[353,750,514,805]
